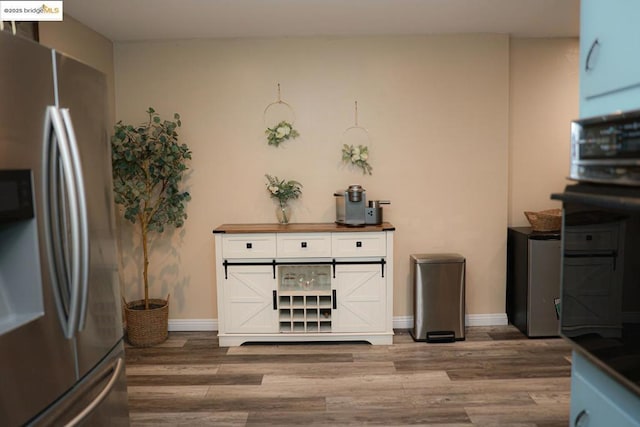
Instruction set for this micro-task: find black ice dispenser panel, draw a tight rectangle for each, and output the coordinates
[0,170,44,336]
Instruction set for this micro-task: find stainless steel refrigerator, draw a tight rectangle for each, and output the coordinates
[0,31,129,426]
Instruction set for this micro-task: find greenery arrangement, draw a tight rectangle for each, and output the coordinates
[265,174,303,206]
[266,121,299,147]
[111,107,192,310]
[342,144,373,175]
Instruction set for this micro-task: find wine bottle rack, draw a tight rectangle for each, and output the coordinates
[278,295,332,333]
[278,265,332,333]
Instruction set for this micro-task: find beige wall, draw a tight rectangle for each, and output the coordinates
[508,38,579,226]
[114,35,510,320]
[38,15,116,125]
[32,24,579,323]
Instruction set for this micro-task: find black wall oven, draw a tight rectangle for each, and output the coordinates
[552,183,640,397]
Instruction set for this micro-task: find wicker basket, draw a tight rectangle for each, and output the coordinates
[524,209,562,232]
[124,297,169,347]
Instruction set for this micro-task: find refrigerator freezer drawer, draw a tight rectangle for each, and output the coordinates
[29,341,129,426]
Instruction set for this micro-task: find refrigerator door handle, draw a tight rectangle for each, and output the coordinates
[60,108,90,332]
[42,106,82,339]
[42,111,70,322]
[64,357,124,427]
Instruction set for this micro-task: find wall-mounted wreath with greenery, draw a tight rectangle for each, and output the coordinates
[342,144,372,175]
[266,121,299,147]
[264,84,299,147]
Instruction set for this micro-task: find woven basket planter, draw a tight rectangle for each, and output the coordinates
[124,297,169,347]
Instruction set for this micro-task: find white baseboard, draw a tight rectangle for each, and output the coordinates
[168,318,217,331]
[169,314,508,332]
[392,316,414,329]
[392,313,507,329]
[466,313,509,326]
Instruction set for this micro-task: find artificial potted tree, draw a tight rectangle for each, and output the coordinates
[111,107,192,346]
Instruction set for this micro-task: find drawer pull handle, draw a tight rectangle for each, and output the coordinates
[356,241,362,248]
[273,290,277,310]
[246,242,252,249]
[332,289,337,309]
[585,235,592,241]
[301,241,307,248]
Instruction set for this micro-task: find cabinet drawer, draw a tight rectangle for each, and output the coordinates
[570,353,640,427]
[564,227,618,252]
[222,234,276,258]
[332,232,386,257]
[277,233,331,258]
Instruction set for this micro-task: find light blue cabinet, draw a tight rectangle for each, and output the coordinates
[580,0,640,117]
[573,1,640,424]
[570,352,640,427]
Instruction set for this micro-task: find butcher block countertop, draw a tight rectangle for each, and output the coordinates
[212,222,395,234]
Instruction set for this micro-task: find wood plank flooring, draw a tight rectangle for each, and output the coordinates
[125,326,572,426]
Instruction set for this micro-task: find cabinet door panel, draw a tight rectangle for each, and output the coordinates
[562,257,622,338]
[333,264,385,333]
[581,0,640,100]
[223,266,277,333]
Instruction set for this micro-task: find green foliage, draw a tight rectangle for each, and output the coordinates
[111,107,192,307]
[265,121,299,147]
[265,174,302,207]
[342,144,373,175]
[112,107,191,231]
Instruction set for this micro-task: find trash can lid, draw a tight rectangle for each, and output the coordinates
[411,253,465,264]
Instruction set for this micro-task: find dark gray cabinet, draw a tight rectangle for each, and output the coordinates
[562,223,623,339]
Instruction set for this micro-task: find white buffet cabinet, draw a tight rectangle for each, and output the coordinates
[213,223,395,346]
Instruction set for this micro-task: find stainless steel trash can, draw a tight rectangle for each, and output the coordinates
[410,253,465,342]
